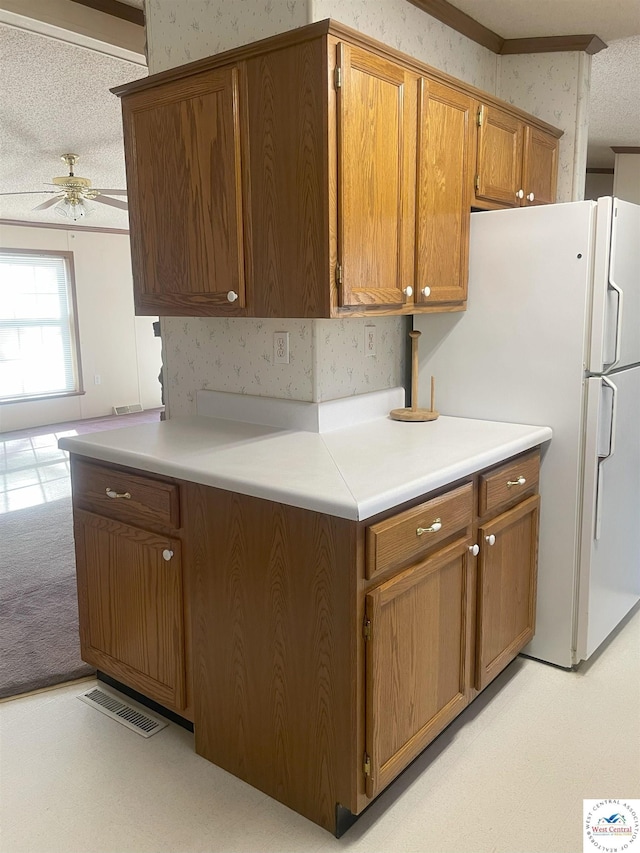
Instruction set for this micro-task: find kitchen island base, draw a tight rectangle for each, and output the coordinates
[69,441,542,835]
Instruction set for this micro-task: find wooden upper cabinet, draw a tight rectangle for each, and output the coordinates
[522,126,559,206]
[336,43,413,308]
[416,80,473,306]
[121,66,248,316]
[115,22,562,318]
[475,103,559,209]
[475,104,524,207]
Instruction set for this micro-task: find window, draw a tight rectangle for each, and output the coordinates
[0,250,83,403]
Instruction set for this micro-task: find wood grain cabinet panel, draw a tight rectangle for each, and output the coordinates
[364,536,473,798]
[476,494,540,690]
[74,509,187,712]
[475,103,559,209]
[114,22,561,318]
[336,43,413,309]
[121,66,248,316]
[416,80,474,306]
[522,126,559,206]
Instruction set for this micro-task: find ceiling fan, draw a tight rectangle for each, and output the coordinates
[0,153,128,221]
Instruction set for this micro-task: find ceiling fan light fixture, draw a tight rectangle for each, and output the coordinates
[55,195,93,221]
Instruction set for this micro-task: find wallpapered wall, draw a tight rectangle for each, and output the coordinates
[145,0,590,415]
[497,52,590,203]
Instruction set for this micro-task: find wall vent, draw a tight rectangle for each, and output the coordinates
[112,404,144,415]
[78,687,168,737]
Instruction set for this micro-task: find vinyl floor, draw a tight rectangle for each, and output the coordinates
[1,605,638,853]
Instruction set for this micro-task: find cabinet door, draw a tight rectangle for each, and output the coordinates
[522,126,559,206]
[74,509,186,712]
[122,66,248,316]
[416,80,473,305]
[475,104,524,208]
[365,537,472,799]
[476,495,540,690]
[336,43,413,308]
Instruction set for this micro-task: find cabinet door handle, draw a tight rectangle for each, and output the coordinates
[227,290,239,303]
[485,534,496,546]
[469,543,479,556]
[162,549,174,562]
[421,286,431,298]
[417,518,442,536]
[106,488,131,500]
[516,189,524,199]
[507,475,526,488]
[403,286,413,298]
[527,192,535,202]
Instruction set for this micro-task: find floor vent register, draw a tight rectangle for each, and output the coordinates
[78,687,168,738]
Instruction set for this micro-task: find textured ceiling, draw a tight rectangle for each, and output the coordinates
[0,2,638,232]
[0,24,146,229]
[448,0,640,42]
[588,36,640,167]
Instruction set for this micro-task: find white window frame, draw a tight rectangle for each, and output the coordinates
[0,248,84,404]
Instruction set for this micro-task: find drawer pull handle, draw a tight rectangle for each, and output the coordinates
[485,534,496,546]
[162,549,174,562]
[469,544,479,556]
[506,475,526,488]
[106,488,131,500]
[417,518,442,536]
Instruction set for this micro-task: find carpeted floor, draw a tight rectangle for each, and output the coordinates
[0,497,95,698]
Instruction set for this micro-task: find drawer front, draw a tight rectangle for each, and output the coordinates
[479,450,540,517]
[72,458,180,529]
[366,482,473,580]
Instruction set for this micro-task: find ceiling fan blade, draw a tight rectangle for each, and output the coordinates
[93,189,128,195]
[0,190,59,196]
[93,195,128,211]
[32,196,64,211]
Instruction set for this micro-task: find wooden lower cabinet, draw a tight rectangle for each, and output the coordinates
[70,448,541,836]
[476,495,540,690]
[74,509,187,714]
[365,536,473,798]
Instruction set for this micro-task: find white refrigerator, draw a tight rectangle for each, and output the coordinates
[415,197,640,668]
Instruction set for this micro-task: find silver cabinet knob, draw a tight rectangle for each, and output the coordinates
[507,475,526,488]
[162,549,174,562]
[485,534,496,546]
[403,286,413,298]
[417,518,442,536]
[422,286,431,298]
[469,544,479,557]
[227,290,239,303]
[516,189,524,199]
[527,192,535,202]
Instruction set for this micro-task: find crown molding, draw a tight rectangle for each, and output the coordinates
[611,146,640,154]
[500,34,607,55]
[407,0,607,55]
[407,0,504,52]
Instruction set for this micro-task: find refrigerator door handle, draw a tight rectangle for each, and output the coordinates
[605,281,624,370]
[595,376,618,540]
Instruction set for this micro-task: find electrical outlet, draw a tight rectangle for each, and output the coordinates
[273,331,290,364]
[94,374,101,385]
[364,325,376,358]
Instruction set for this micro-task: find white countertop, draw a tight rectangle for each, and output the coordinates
[59,392,552,520]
